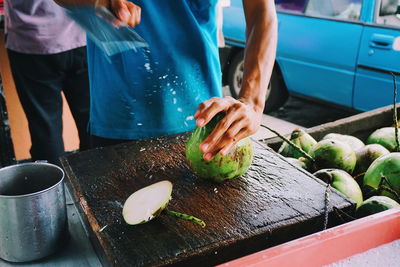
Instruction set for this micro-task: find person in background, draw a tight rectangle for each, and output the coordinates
[4,0,90,165]
[55,0,277,161]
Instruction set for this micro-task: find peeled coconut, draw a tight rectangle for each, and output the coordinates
[354,144,390,175]
[367,127,400,152]
[356,196,399,218]
[309,139,357,174]
[313,169,363,208]
[322,133,364,151]
[278,129,317,159]
[186,113,253,183]
[123,180,172,225]
[363,152,400,201]
[123,180,205,227]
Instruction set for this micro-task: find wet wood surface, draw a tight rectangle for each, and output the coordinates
[61,133,355,267]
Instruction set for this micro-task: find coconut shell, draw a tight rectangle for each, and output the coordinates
[278,129,316,159]
[367,127,400,152]
[323,133,365,151]
[356,196,399,218]
[354,144,390,175]
[310,139,357,174]
[313,169,363,208]
[185,113,253,183]
[363,152,400,202]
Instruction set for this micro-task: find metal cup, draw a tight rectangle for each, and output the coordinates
[0,162,67,262]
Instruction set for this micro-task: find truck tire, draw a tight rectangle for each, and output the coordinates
[227,50,288,113]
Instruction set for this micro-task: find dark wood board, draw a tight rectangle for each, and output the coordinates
[61,133,355,267]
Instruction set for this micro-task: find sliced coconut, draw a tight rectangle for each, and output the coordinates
[123,180,173,225]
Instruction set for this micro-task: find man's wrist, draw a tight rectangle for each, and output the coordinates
[238,96,265,114]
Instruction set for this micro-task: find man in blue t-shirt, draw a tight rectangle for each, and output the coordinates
[56,0,277,161]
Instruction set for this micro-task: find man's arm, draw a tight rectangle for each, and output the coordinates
[55,0,141,27]
[194,0,278,161]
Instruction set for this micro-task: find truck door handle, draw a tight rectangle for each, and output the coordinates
[370,34,394,50]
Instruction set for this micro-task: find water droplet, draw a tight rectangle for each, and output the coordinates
[186,116,194,121]
[173,98,177,104]
[137,123,143,126]
[177,108,182,112]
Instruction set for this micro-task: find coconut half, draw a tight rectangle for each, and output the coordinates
[122,180,173,225]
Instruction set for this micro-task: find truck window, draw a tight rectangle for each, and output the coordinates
[305,0,362,21]
[275,0,307,12]
[376,0,400,27]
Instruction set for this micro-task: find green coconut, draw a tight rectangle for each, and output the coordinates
[285,157,307,170]
[356,196,400,218]
[354,144,390,175]
[185,113,253,183]
[309,139,357,174]
[363,152,400,202]
[322,133,365,151]
[278,129,317,159]
[313,169,363,208]
[367,127,400,152]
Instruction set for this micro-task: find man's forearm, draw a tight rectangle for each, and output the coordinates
[240,0,278,113]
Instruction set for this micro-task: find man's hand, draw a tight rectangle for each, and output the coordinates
[54,0,141,27]
[194,96,262,161]
[109,0,141,27]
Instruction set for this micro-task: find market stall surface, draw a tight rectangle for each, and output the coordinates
[60,133,354,267]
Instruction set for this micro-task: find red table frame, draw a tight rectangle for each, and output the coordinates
[220,207,400,267]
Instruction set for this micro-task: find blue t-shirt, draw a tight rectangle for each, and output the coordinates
[87,0,222,139]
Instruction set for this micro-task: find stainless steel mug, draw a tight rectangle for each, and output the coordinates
[0,162,67,262]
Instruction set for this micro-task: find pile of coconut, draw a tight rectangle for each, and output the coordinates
[278,127,400,218]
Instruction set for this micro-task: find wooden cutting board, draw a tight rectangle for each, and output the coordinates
[61,133,355,267]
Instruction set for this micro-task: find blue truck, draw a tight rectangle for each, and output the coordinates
[221,0,400,112]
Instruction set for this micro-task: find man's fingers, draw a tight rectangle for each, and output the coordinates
[200,111,242,152]
[111,0,141,27]
[194,97,223,121]
[196,100,228,127]
[111,0,128,21]
[126,3,141,27]
[202,120,246,161]
[219,129,247,156]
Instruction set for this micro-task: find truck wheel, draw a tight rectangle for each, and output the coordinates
[227,50,288,113]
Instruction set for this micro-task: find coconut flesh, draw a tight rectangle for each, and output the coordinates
[123,180,172,225]
[123,180,206,227]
